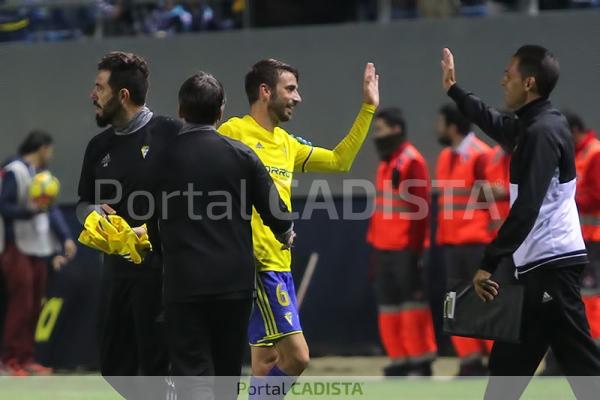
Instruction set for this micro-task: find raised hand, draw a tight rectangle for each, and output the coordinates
[363,62,380,107]
[441,48,457,92]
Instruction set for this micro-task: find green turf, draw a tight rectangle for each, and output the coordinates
[244,378,576,400]
[0,376,578,400]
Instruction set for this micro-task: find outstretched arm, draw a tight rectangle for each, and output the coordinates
[442,48,518,149]
[295,63,379,173]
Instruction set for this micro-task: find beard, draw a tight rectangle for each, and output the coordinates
[374,134,404,161]
[268,94,293,123]
[95,95,124,127]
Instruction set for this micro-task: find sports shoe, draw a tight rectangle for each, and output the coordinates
[408,361,433,377]
[457,359,488,377]
[383,363,408,377]
[4,359,29,377]
[22,360,53,375]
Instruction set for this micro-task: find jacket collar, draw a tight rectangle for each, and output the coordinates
[453,132,475,156]
[515,97,552,123]
[114,106,154,136]
[178,123,215,135]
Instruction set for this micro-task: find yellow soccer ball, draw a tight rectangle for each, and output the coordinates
[29,171,60,208]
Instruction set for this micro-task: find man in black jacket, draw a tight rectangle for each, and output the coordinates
[159,72,294,399]
[78,52,180,398]
[441,45,600,398]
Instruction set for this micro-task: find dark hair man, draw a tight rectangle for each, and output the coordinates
[441,45,600,398]
[435,102,493,375]
[367,107,437,376]
[0,131,76,376]
[218,58,378,397]
[159,71,294,399]
[76,52,181,390]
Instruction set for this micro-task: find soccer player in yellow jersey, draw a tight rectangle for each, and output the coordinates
[218,59,379,391]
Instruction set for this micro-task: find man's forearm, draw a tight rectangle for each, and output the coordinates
[75,201,104,225]
[447,84,517,148]
[304,103,376,172]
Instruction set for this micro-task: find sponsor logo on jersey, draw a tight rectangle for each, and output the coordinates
[265,166,291,178]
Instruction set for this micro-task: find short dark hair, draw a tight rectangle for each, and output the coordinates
[178,72,225,125]
[98,52,149,106]
[18,130,53,156]
[375,107,406,136]
[245,59,299,104]
[513,45,560,99]
[562,110,586,132]
[439,104,471,136]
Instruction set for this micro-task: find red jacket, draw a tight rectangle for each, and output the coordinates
[575,131,600,242]
[485,145,511,238]
[367,141,430,252]
[435,134,491,245]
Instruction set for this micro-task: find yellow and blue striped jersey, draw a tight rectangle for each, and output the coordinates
[218,103,376,272]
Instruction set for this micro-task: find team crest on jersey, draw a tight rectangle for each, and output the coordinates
[284,312,293,326]
[141,145,150,159]
[101,153,111,167]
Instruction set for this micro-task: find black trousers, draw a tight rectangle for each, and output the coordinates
[98,269,169,400]
[485,265,600,400]
[166,296,253,400]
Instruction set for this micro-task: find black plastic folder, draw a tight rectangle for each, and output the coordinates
[443,283,525,344]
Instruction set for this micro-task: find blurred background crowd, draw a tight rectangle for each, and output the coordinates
[1,0,599,43]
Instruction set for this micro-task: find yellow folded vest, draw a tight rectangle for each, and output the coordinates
[78,211,152,264]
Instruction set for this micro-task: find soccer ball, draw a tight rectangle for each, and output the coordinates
[29,171,60,208]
